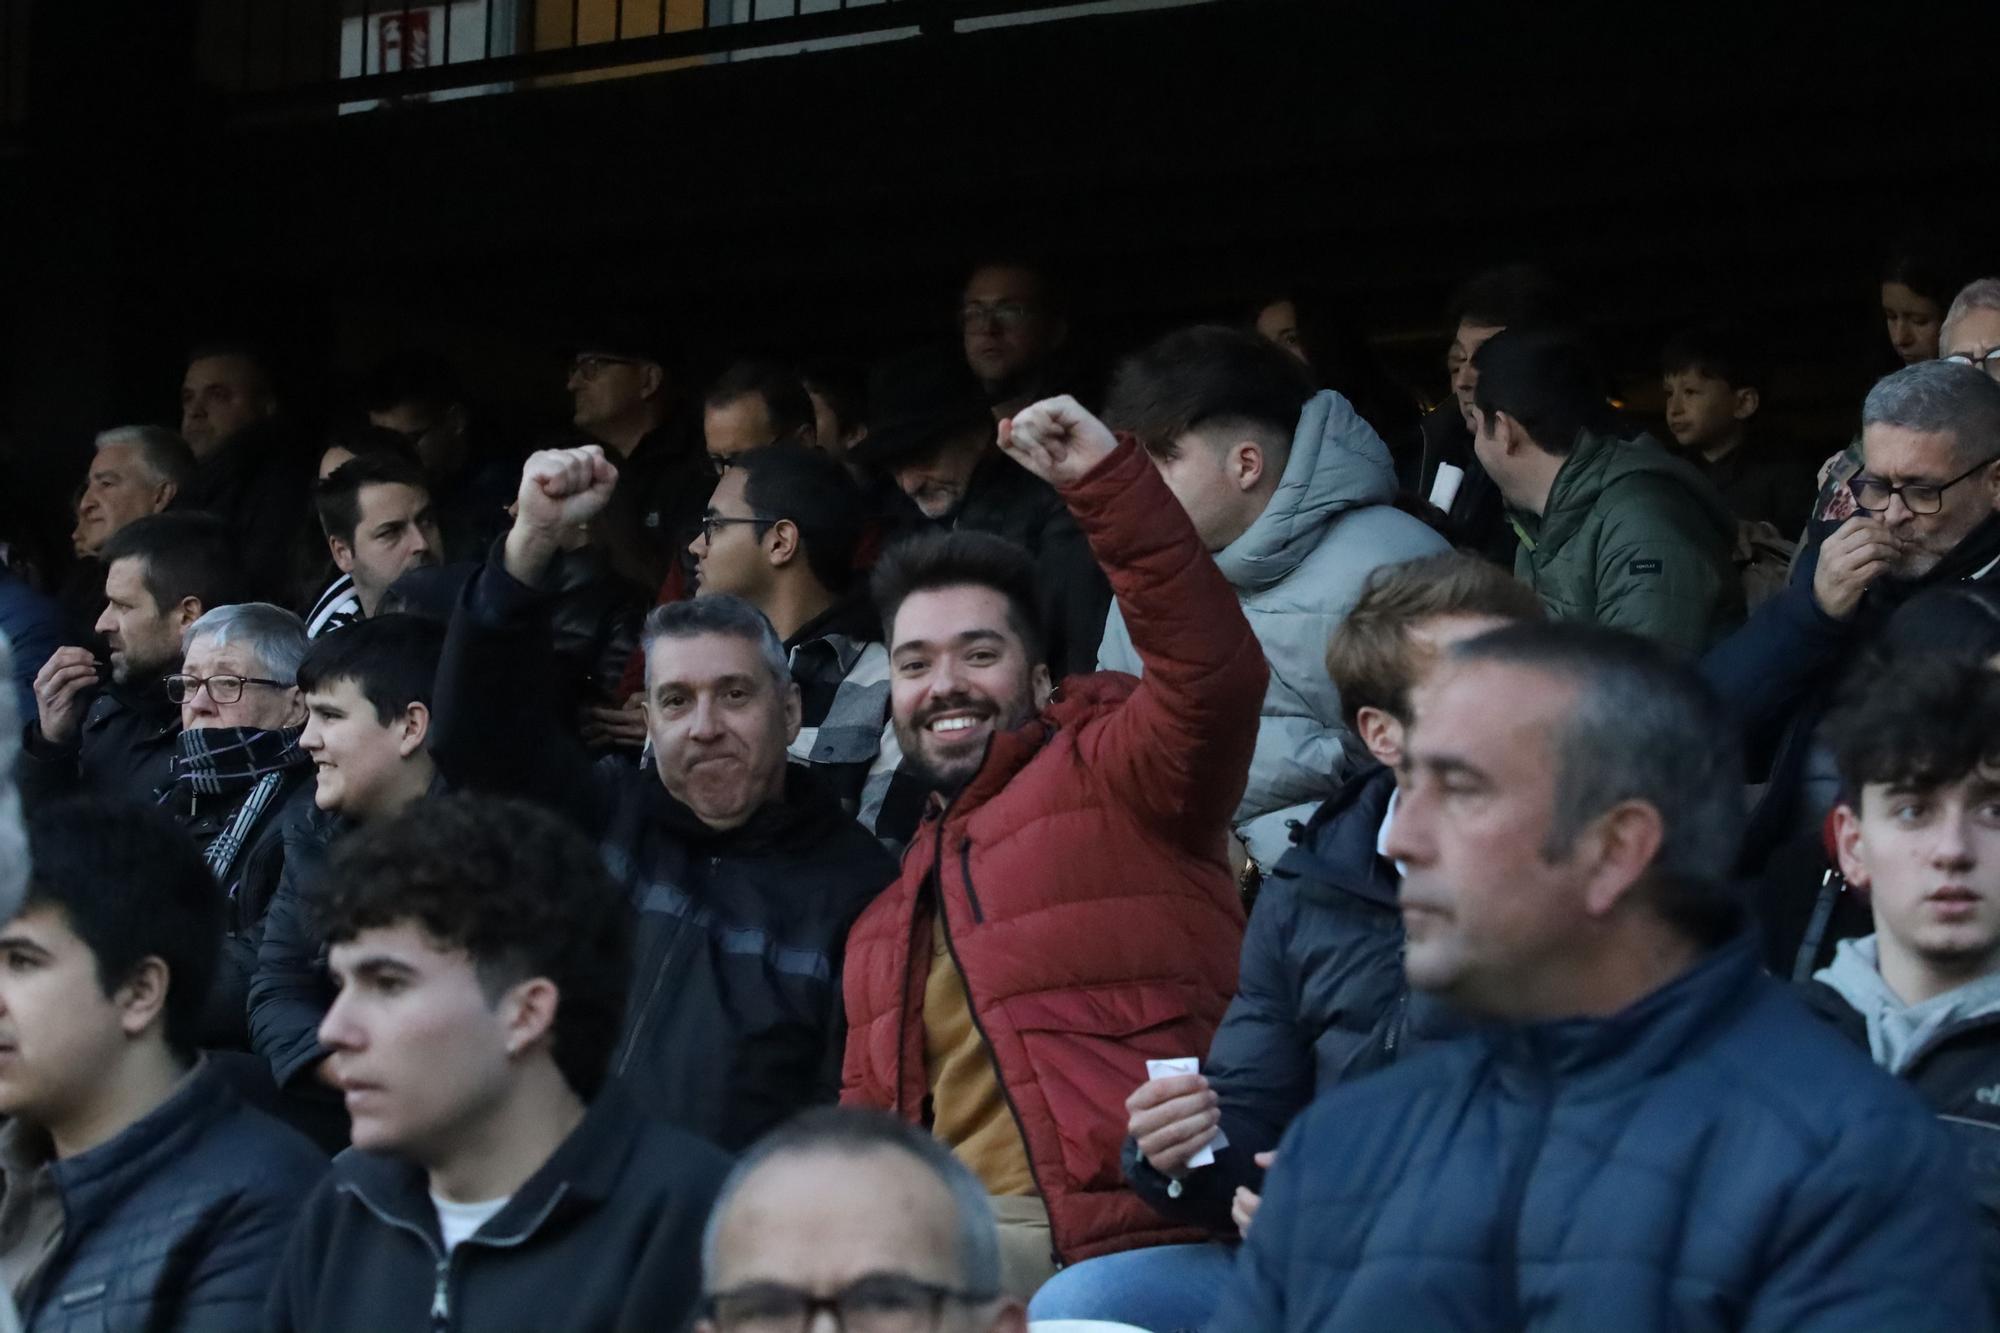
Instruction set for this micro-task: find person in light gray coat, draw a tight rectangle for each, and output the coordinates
[1100,327,1447,869]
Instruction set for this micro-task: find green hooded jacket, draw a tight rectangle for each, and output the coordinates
[1510,429,1743,653]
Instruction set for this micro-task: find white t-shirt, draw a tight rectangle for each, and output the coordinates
[431,1192,511,1253]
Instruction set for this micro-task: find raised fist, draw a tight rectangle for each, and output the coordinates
[1000,394,1121,488]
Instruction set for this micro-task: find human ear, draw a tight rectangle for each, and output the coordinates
[1354,707,1404,769]
[329,534,356,575]
[399,701,431,758]
[765,519,800,569]
[1232,441,1265,492]
[783,682,802,746]
[1031,663,1053,709]
[1579,801,1666,918]
[115,957,171,1039]
[1831,802,1871,891]
[501,977,560,1058]
[1732,387,1760,422]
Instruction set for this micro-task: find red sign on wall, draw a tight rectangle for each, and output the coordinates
[380,12,433,73]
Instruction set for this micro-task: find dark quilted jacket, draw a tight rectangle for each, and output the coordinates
[16,1059,324,1333]
[1213,936,1995,1333]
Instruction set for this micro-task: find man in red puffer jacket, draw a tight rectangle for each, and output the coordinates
[841,394,1265,1300]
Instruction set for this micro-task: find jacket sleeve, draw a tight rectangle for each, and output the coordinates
[169,1183,316,1333]
[1700,570,1853,774]
[614,1143,736,1333]
[1744,1108,1996,1333]
[14,721,83,808]
[1591,480,1735,654]
[1060,439,1269,842]
[260,1176,334,1333]
[248,840,334,1089]
[1126,881,1309,1231]
[430,555,612,833]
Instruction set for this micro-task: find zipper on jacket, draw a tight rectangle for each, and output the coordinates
[935,886,1056,1267]
[1493,1067,1554,1325]
[614,861,708,1075]
[430,1257,452,1330]
[1382,988,1409,1060]
[958,839,984,924]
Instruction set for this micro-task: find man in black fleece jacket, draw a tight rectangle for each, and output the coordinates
[430,445,896,1149]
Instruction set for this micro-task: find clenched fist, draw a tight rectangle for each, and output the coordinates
[1000,395,1121,488]
[504,446,621,587]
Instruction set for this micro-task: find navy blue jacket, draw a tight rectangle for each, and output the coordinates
[17,1059,325,1333]
[1125,764,1460,1231]
[1213,935,1995,1333]
[0,571,63,725]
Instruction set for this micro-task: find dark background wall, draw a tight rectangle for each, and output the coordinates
[5,1,1998,490]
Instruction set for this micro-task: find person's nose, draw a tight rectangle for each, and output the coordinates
[300,714,323,752]
[317,988,361,1054]
[1932,811,1976,870]
[1382,780,1432,867]
[687,694,725,741]
[93,605,116,636]
[929,654,967,698]
[689,529,708,560]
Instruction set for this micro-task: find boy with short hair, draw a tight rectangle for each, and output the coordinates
[266,794,731,1333]
[0,797,323,1329]
[248,614,445,1111]
[1806,653,2000,1298]
[1661,320,1815,537]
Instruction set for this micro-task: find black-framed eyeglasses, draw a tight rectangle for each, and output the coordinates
[570,354,641,383]
[164,674,291,705]
[702,1274,995,1333]
[698,513,776,543]
[958,300,1037,332]
[1848,454,2000,516]
[1943,347,2000,379]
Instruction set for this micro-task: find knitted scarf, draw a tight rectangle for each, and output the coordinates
[168,725,308,882]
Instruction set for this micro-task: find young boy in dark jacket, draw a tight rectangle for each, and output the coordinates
[1804,652,2000,1307]
[266,795,731,1333]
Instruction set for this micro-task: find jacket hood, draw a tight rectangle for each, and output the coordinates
[1814,935,2000,1075]
[1524,429,1736,555]
[1216,390,1399,593]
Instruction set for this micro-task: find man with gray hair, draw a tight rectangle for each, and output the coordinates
[1943,277,2000,382]
[431,445,897,1150]
[698,1107,1025,1333]
[1216,622,1992,1332]
[1705,359,2000,970]
[71,426,195,558]
[164,601,315,1048]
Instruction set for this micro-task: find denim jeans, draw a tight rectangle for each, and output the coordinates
[1026,1240,1238,1333]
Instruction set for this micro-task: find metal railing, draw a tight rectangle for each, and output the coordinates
[195,0,1216,119]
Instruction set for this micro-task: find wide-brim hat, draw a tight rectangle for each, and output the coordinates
[848,346,994,470]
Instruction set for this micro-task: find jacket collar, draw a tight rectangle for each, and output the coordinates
[1266,763,1401,909]
[333,1082,650,1251]
[1486,929,1762,1092]
[642,764,853,854]
[786,594,882,655]
[92,676,180,737]
[46,1058,227,1232]
[1863,512,2000,622]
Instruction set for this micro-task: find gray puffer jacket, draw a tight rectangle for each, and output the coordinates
[1098,389,1446,867]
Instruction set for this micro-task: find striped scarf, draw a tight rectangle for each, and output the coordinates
[168,726,308,883]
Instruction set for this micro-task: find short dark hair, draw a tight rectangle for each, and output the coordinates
[800,357,868,441]
[1448,622,1745,942]
[1103,325,1316,463]
[99,511,243,615]
[316,452,433,547]
[705,360,816,445]
[1830,654,2000,807]
[1471,328,1612,458]
[961,254,1067,316]
[1660,320,1769,398]
[362,351,464,417]
[1325,553,1546,729]
[316,794,632,1101]
[871,530,1043,666]
[297,614,445,726]
[324,422,421,469]
[1444,263,1566,332]
[25,796,221,1062]
[733,442,865,593]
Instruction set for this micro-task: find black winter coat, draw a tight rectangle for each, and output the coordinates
[17,1060,324,1333]
[178,421,315,604]
[16,680,179,813]
[172,769,317,1051]
[1126,764,1461,1231]
[1801,979,2000,1305]
[265,1085,730,1333]
[1408,405,1515,565]
[433,560,898,1149]
[247,802,345,1090]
